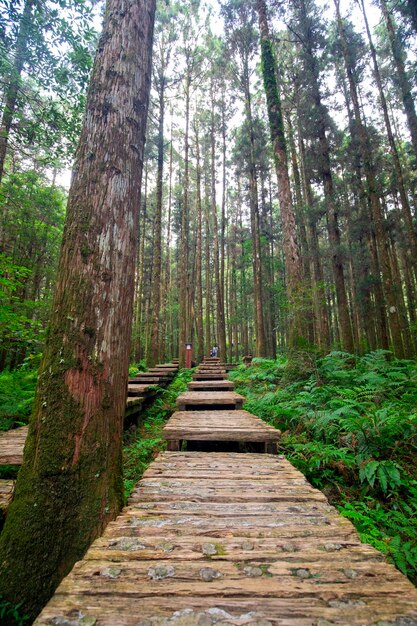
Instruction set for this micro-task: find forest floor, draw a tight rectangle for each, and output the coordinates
[1,353,416,587]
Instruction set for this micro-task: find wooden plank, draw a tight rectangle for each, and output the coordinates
[193,372,228,379]
[128,384,157,393]
[131,376,170,384]
[188,381,235,391]
[0,426,28,465]
[35,452,417,626]
[0,479,14,517]
[163,411,279,444]
[176,391,244,411]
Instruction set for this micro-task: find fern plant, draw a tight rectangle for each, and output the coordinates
[233,352,417,584]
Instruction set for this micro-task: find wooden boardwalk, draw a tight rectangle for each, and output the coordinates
[36,451,417,625]
[7,357,416,624]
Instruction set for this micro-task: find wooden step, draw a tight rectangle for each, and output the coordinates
[131,375,171,384]
[0,426,28,465]
[35,452,417,626]
[0,478,15,522]
[127,384,158,398]
[176,391,244,411]
[188,380,235,391]
[164,409,279,452]
[192,372,228,380]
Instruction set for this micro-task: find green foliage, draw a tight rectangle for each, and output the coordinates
[0,369,37,430]
[0,595,29,626]
[231,351,417,583]
[128,360,147,376]
[123,369,193,500]
[0,171,66,368]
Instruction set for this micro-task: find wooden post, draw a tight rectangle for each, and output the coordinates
[185,343,193,369]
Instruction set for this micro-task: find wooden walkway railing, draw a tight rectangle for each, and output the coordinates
[22,359,417,623]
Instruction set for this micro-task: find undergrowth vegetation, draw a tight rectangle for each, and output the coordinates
[0,368,37,431]
[229,351,417,584]
[123,369,192,500]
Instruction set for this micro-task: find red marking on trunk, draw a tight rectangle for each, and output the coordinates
[65,365,104,466]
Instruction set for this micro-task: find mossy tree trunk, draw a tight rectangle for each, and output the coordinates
[0,0,155,619]
[256,0,308,355]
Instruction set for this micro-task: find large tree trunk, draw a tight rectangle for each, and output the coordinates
[0,0,155,619]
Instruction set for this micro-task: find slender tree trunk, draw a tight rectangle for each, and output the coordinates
[195,122,204,363]
[295,0,354,352]
[149,74,165,366]
[405,0,417,33]
[379,0,417,159]
[0,0,155,618]
[298,132,331,351]
[359,0,417,273]
[257,0,307,355]
[0,0,35,185]
[204,155,212,358]
[334,0,406,357]
[179,75,191,365]
[210,101,227,360]
[243,59,267,356]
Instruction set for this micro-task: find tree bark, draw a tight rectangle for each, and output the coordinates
[0,0,155,618]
